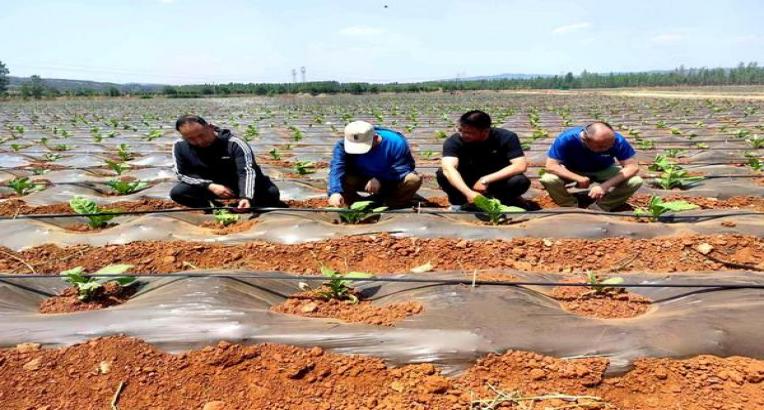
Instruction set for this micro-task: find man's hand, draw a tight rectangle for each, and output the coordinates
[234,198,251,212]
[576,177,591,189]
[465,190,481,204]
[588,185,606,200]
[328,193,345,208]
[209,183,235,199]
[364,178,381,194]
[472,178,489,193]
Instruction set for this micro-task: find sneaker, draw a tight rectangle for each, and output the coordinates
[449,205,463,211]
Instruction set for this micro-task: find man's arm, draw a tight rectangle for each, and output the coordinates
[441,156,479,202]
[600,157,639,191]
[230,137,258,200]
[480,157,527,184]
[544,157,589,186]
[172,141,212,187]
[327,141,347,196]
[389,139,416,180]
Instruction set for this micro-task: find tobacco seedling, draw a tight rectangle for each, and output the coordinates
[105,159,130,176]
[106,179,149,195]
[213,209,239,226]
[69,196,118,228]
[434,130,448,140]
[143,129,163,141]
[7,177,43,196]
[117,144,133,161]
[269,148,281,160]
[654,167,704,190]
[60,264,135,301]
[244,124,259,141]
[473,195,524,225]
[747,135,764,149]
[745,152,762,171]
[318,266,373,304]
[664,148,685,158]
[586,272,624,294]
[420,150,435,160]
[293,161,316,175]
[336,200,387,224]
[648,154,674,172]
[634,195,699,221]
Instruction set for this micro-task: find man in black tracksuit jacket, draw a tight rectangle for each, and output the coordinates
[170,115,284,210]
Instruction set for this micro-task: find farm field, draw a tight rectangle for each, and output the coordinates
[0,88,763,409]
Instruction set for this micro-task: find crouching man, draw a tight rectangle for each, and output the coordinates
[170,115,284,210]
[328,120,422,209]
[540,121,642,211]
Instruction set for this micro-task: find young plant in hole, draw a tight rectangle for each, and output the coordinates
[69,196,118,229]
[117,144,133,161]
[336,200,388,224]
[434,130,448,140]
[60,264,135,301]
[143,129,163,141]
[213,209,239,226]
[648,154,674,172]
[634,195,699,221]
[663,148,685,158]
[244,124,259,141]
[637,139,655,150]
[747,134,763,149]
[7,177,43,196]
[745,152,762,171]
[269,148,281,160]
[293,161,316,175]
[473,195,524,225]
[105,159,130,176]
[420,150,435,160]
[585,272,624,295]
[654,166,704,190]
[318,266,373,304]
[106,179,149,195]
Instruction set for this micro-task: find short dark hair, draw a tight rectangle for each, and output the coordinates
[175,115,208,131]
[459,110,492,129]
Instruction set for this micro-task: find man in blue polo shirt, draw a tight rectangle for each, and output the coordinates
[540,122,642,211]
[328,120,422,209]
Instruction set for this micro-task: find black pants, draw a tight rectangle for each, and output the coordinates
[436,169,531,206]
[170,180,285,210]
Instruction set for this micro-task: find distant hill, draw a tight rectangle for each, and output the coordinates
[8,76,167,93]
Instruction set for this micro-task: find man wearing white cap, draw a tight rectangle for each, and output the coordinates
[328,121,422,208]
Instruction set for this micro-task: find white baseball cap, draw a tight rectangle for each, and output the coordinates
[343,121,375,154]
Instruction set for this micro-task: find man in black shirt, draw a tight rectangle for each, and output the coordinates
[170,115,284,210]
[436,110,530,208]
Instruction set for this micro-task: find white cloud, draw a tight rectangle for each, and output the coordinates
[552,22,591,34]
[339,26,385,37]
[651,33,686,45]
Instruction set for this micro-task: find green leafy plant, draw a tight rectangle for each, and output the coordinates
[664,148,685,158]
[336,200,387,224]
[747,134,763,149]
[41,153,62,162]
[117,144,133,161]
[637,139,655,150]
[434,130,448,140]
[654,167,704,190]
[585,272,624,294]
[213,209,239,226]
[269,148,281,160]
[293,161,316,175]
[317,266,373,304]
[60,264,135,301]
[473,195,524,225]
[105,159,130,176]
[655,120,667,129]
[143,129,163,141]
[648,154,674,172]
[745,152,762,171]
[634,195,699,220]
[7,177,43,196]
[244,124,259,141]
[420,150,435,160]
[69,196,118,228]
[9,143,26,152]
[106,179,149,195]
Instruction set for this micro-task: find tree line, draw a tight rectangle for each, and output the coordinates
[2,60,764,99]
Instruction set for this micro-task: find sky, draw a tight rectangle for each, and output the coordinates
[1,0,763,85]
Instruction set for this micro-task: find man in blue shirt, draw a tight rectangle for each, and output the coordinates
[327,121,421,209]
[540,122,642,211]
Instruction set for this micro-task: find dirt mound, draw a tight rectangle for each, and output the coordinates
[1,337,762,409]
[0,234,759,276]
[271,288,423,326]
[0,198,179,217]
[199,219,259,235]
[550,280,652,319]
[38,282,137,314]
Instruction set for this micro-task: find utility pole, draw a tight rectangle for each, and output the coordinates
[301,66,306,83]
[291,68,297,83]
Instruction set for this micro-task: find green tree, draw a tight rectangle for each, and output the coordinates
[0,60,9,94]
[27,75,45,99]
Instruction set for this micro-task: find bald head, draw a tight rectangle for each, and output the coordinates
[581,122,615,152]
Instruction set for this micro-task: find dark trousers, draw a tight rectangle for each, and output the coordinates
[170,180,284,210]
[436,169,531,206]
